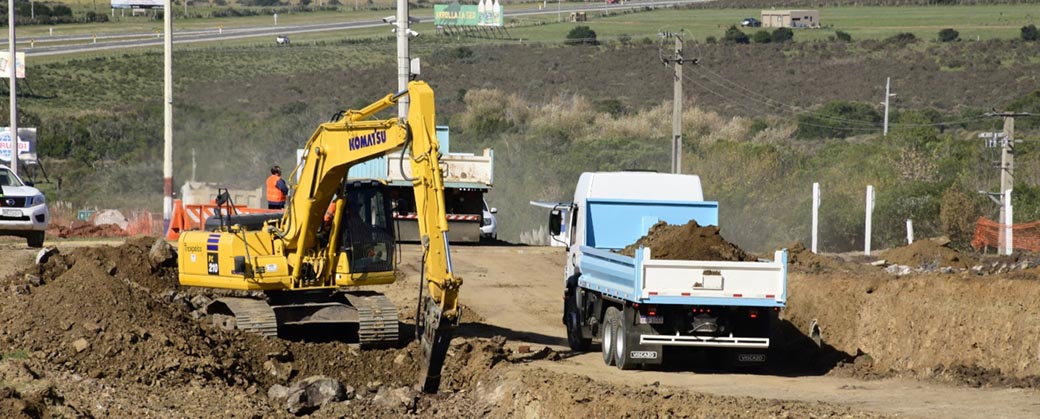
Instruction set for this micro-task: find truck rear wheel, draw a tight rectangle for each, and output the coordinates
[601,306,620,366]
[564,289,591,352]
[614,306,636,370]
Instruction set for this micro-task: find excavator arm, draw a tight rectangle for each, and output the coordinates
[279,81,461,393]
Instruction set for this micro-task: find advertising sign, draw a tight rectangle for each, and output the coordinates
[0,128,37,163]
[435,0,504,27]
[111,0,165,9]
[0,52,25,79]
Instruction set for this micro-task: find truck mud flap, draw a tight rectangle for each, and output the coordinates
[620,307,663,366]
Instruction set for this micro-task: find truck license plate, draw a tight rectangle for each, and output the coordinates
[630,351,658,359]
[638,315,663,324]
[2,209,20,217]
[738,353,767,363]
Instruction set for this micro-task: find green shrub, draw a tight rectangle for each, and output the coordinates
[771,27,794,43]
[752,30,772,44]
[705,36,717,44]
[884,32,917,47]
[940,186,986,247]
[565,26,599,46]
[938,28,959,42]
[835,31,852,42]
[795,101,882,139]
[1023,24,1039,42]
[723,25,749,44]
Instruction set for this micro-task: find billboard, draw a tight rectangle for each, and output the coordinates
[111,0,165,9]
[0,128,36,164]
[435,0,504,27]
[0,52,25,79]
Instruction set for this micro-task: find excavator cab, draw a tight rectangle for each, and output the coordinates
[335,180,396,274]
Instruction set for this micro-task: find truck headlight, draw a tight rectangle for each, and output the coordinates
[28,194,46,207]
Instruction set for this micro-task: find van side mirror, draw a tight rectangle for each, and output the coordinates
[490,207,498,214]
[549,210,562,236]
[24,181,34,187]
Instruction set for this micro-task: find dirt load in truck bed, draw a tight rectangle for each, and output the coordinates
[618,220,755,261]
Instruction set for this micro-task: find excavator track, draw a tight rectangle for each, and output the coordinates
[206,298,279,337]
[205,293,398,347]
[347,293,400,348]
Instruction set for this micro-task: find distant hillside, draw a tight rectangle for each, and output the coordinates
[12,33,1040,251]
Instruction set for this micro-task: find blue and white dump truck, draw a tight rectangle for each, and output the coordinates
[539,171,787,370]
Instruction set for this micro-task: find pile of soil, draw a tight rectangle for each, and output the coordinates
[0,238,491,417]
[785,241,846,272]
[47,220,128,238]
[784,269,1040,384]
[878,237,976,269]
[619,221,753,261]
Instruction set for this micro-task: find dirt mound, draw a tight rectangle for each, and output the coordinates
[785,241,846,272]
[47,221,128,238]
[619,220,753,261]
[878,237,976,269]
[784,269,1040,385]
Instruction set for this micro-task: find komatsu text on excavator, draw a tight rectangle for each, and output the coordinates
[177,81,461,393]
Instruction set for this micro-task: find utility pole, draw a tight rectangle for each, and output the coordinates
[660,31,695,174]
[396,0,409,118]
[984,111,1030,254]
[163,0,174,225]
[998,114,1015,255]
[882,77,895,136]
[8,0,17,177]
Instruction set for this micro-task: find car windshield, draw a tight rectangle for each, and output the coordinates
[0,168,24,187]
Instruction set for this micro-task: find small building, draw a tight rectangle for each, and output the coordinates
[761,10,820,29]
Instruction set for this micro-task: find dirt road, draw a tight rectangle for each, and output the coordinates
[392,243,1040,419]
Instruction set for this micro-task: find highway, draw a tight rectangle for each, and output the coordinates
[17,0,713,57]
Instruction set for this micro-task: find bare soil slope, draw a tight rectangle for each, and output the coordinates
[0,239,1038,418]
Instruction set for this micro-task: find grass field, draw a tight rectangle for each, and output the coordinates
[13,3,1038,49]
[503,4,1039,43]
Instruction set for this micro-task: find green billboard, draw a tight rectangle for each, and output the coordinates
[435,1,504,27]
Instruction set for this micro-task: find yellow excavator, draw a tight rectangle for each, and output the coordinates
[177,81,461,393]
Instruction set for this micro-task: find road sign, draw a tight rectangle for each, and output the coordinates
[978,132,1006,138]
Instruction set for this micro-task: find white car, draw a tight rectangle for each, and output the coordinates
[480,199,497,240]
[0,164,48,247]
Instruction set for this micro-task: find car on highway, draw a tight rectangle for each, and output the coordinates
[0,164,48,247]
[480,199,497,240]
[740,17,762,27]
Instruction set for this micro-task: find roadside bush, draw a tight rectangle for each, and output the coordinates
[752,30,771,44]
[883,32,917,47]
[795,101,881,139]
[940,186,986,247]
[1023,24,1039,42]
[938,28,959,42]
[772,27,794,43]
[705,36,717,44]
[565,26,599,46]
[835,31,852,42]
[723,25,749,44]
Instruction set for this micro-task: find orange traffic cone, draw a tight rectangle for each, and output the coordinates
[166,199,185,241]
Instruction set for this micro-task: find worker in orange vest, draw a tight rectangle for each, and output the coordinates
[266,166,289,210]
